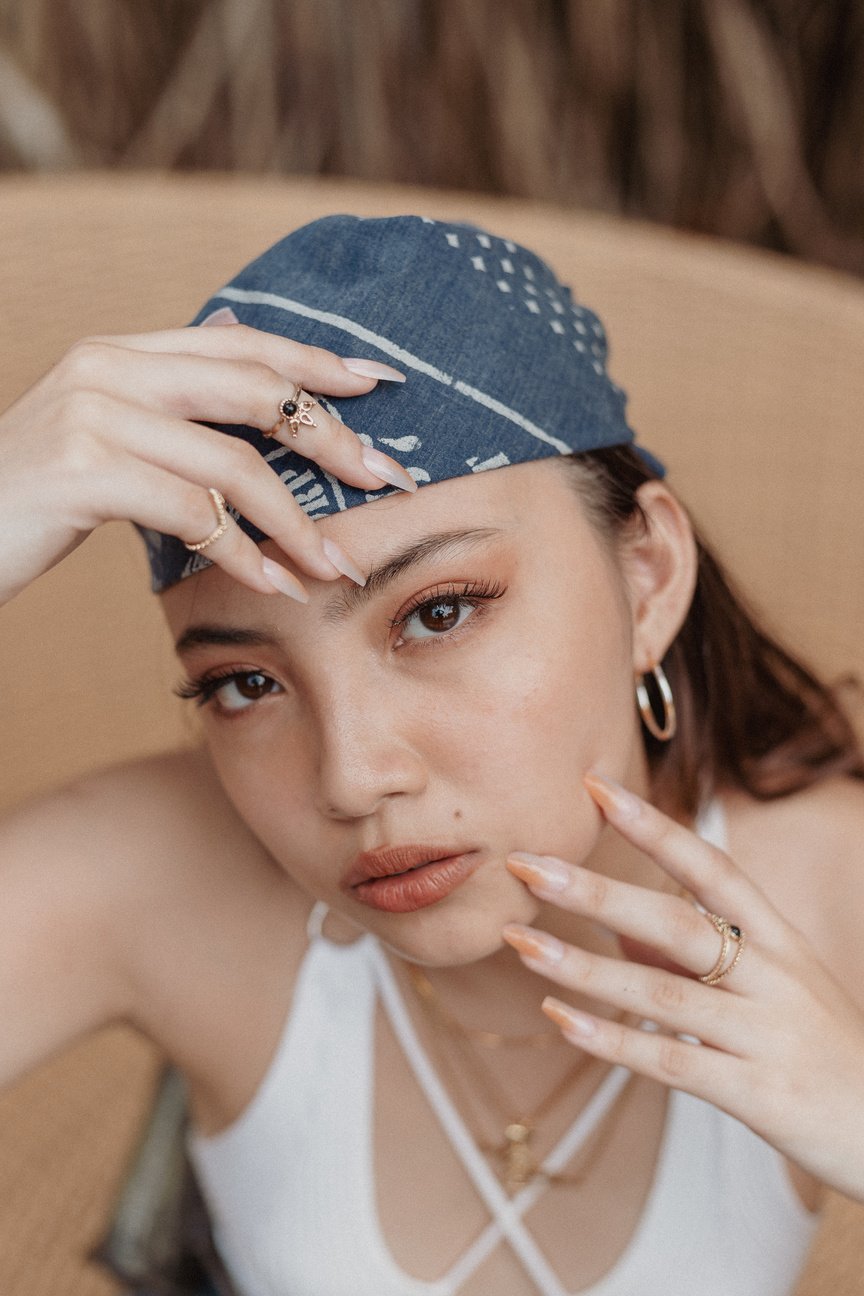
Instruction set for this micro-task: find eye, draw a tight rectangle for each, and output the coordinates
[175,669,282,713]
[400,593,476,640]
[393,579,505,645]
[213,671,280,711]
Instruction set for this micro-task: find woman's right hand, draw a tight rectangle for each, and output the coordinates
[0,314,413,607]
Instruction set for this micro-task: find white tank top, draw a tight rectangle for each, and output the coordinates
[187,804,820,1295]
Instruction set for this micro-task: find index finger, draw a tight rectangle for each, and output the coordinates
[83,322,406,397]
[582,772,788,948]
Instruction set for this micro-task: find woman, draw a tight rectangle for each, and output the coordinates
[2,214,863,1296]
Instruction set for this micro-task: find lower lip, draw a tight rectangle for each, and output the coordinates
[351,853,481,913]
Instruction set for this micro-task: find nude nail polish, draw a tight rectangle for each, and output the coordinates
[341,357,406,382]
[261,557,309,603]
[507,853,571,892]
[502,925,565,965]
[322,538,367,587]
[200,306,240,327]
[361,448,418,492]
[583,772,643,820]
[542,997,597,1037]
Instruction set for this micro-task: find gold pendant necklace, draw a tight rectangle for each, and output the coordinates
[404,961,631,1193]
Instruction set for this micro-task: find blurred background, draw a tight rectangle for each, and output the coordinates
[0,0,863,275]
[2,6,864,1296]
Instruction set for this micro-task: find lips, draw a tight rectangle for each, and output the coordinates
[342,844,482,913]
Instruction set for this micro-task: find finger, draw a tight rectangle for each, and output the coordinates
[258,391,417,493]
[76,325,406,395]
[506,853,752,987]
[72,392,357,583]
[501,924,749,1050]
[582,774,787,948]
[59,343,416,495]
[91,460,303,598]
[541,996,744,1110]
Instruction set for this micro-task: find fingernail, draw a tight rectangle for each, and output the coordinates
[342,357,406,383]
[507,852,571,893]
[542,997,597,1037]
[261,557,309,603]
[583,772,643,821]
[322,538,366,587]
[361,447,418,493]
[502,924,565,965]
[200,305,240,327]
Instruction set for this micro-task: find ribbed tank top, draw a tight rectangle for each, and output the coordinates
[187,803,820,1295]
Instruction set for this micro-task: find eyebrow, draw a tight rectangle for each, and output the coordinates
[322,526,503,622]
[174,526,504,653]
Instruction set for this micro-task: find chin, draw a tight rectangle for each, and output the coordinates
[375,880,541,969]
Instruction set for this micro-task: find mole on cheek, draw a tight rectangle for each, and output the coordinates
[453,808,463,820]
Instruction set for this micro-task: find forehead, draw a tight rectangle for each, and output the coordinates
[159,458,587,630]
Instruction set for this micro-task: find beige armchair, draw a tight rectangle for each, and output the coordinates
[1,173,862,1295]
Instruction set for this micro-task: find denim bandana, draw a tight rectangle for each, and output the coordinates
[138,214,663,592]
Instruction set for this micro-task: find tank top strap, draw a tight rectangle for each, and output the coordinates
[373,940,637,1296]
[306,898,330,941]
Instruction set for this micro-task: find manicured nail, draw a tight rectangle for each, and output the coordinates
[321,538,367,586]
[261,557,309,603]
[542,997,597,1038]
[361,447,418,492]
[200,305,240,326]
[502,924,565,965]
[341,357,406,383]
[507,852,571,893]
[583,772,643,821]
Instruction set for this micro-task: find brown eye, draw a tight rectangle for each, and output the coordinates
[211,671,281,712]
[234,672,272,699]
[418,598,460,632]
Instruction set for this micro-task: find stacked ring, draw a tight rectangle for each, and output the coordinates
[698,913,746,986]
[184,487,230,553]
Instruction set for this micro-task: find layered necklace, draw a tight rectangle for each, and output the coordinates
[405,963,634,1194]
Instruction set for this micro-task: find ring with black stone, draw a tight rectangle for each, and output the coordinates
[265,385,319,439]
[698,912,746,986]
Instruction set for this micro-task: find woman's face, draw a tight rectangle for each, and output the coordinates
[162,459,659,966]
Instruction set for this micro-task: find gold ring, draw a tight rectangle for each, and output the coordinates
[264,385,319,439]
[184,487,230,552]
[698,912,746,986]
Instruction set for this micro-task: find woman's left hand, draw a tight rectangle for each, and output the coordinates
[502,772,864,1203]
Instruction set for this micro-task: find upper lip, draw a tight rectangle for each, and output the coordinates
[342,843,475,891]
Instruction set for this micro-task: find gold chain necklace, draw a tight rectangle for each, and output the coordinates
[405,962,632,1193]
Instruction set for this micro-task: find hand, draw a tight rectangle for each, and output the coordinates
[503,772,864,1202]
[0,315,413,606]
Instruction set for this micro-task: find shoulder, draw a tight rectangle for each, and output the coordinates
[722,777,864,990]
[5,746,313,1044]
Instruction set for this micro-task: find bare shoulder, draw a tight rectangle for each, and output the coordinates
[722,777,864,982]
[7,744,279,900]
[5,746,313,1053]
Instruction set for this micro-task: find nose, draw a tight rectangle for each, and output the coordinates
[314,695,427,822]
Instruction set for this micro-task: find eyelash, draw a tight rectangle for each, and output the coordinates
[175,579,506,711]
[389,579,505,639]
[173,667,272,710]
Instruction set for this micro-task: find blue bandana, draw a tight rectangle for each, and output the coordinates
[139,215,663,592]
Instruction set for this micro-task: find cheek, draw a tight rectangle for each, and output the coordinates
[457,589,636,779]
[203,729,316,866]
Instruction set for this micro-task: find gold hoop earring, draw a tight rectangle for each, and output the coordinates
[636,663,677,741]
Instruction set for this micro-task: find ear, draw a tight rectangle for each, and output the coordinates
[617,482,698,673]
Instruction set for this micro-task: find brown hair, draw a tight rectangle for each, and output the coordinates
[568,446,864,820]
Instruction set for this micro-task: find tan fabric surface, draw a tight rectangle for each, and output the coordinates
[1,172,862,1293]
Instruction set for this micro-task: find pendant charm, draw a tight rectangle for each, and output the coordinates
[501,1122,537,1192]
